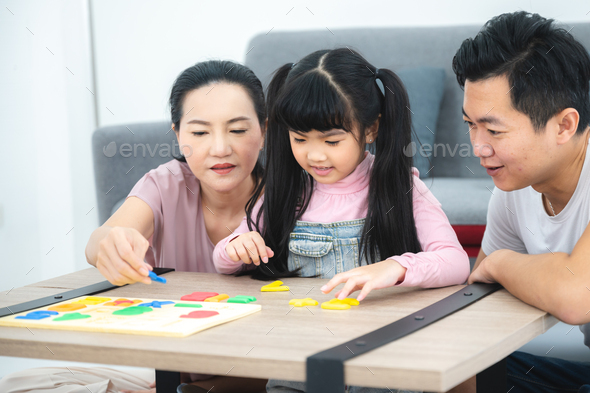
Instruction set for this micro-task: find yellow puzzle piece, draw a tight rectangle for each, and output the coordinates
[261,280,290,292]
[73,296,112,305]
[289,298,318,307]
[321,298,360,310]
[204,294,230,302]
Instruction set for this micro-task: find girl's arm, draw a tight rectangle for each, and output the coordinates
[213,197,265,274]
[321,173,470,300]
[387,175,470,288]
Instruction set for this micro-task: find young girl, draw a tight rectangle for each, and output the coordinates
[213,48,469,303]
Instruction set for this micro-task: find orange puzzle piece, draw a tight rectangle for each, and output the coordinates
[204,294,229,302]
[103,299,143,307]
[48,303,87,312]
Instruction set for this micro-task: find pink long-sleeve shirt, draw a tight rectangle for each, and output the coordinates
[213,153,470,287]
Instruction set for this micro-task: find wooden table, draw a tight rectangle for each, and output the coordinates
[0,268,557,392]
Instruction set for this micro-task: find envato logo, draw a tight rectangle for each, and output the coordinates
[402,142,493,158]
[103,141,192,158]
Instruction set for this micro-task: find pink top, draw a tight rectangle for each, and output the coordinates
[128,159,217,273]
[213,153,470,288]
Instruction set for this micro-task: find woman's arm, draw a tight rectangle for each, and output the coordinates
[85,196,155,285]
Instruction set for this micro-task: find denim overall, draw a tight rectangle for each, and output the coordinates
[266,219,418,393]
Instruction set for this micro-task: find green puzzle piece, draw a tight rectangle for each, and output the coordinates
[227,295,257,304]
[53,313,92,321]
[174,303,203,308]
[113,306,153,316]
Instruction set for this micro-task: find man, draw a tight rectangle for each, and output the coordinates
[452,11,590,392]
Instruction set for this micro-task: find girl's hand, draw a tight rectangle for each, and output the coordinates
[320,259,407,301]
[226,231,274,265]
[96,226,152,286]
[120,380,156,393]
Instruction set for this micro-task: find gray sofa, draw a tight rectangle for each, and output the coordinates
[92,23,590,362]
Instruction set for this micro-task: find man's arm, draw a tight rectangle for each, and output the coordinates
[469,222,590,325]
[472,249,487,272]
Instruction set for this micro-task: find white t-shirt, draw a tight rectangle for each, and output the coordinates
[482,141,590,349]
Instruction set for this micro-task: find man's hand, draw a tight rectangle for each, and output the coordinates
[468,249,511,284]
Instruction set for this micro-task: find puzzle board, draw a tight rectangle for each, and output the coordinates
[0,296,261,338]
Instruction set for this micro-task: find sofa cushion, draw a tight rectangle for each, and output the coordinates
[396,67,446,178]
[92,121,177,224]
[424,177,495,225]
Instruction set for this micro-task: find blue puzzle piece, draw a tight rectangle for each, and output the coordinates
[137,301,175,308]
[16,310,59,320]
[148,271,167,284]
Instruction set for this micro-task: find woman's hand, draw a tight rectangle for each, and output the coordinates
[320,259,407,301]
[120,381,156,393]
[226,231,274,265]
[96,226,152,286]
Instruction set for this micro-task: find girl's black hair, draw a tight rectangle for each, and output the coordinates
[246,48,422,280]
[169,60,265,182]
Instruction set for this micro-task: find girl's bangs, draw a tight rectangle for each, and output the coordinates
[273,71,354,133]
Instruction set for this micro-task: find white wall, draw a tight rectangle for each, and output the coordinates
[0,0,97,292]
[1,1,109,376]
[91,0,590,127]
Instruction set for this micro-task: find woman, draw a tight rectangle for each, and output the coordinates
[0,60,268,393]
[86,60,266,287]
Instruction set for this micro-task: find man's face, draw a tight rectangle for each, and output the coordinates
[463,75,557,192]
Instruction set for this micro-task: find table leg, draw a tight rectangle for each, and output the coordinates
[476,358,507,393]
[156,370,181,393]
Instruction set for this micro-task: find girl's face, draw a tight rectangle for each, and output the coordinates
[175,83,264,193]
[289,126,373,184]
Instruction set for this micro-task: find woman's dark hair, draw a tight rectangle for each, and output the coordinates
[246,48,422,280]
[169,60,265,181]
[453,11,590,133]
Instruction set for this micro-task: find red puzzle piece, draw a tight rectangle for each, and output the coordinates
[180,292,219,301]
[180,310,220,319]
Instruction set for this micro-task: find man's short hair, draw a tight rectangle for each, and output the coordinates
[453,11,590,133]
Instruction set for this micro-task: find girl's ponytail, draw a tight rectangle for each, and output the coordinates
[246,63,305,280]
[361,68,422,264]
[246,63,293,230]
[265,63,294,119]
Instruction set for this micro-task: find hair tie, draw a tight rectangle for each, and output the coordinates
[374,68,385,96]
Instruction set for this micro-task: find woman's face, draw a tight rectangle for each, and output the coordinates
[175,83,264,193]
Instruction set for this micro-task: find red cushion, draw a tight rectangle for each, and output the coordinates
[452,225,485,257]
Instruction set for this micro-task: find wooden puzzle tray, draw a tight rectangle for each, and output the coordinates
[0,295,261,337]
